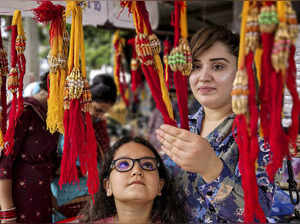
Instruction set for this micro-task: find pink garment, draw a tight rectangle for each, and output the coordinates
[94,216,114,224]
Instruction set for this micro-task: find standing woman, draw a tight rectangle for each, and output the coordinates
[0,72,59,223]
[156,25,275,222]
[51,74,117,222]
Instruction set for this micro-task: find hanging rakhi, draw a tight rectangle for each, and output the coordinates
[3,10,26,156]
[163,39,171,90]
[258,1,278,145]
[59,1,99,199]
[121,1,176,126]
[33,1,68,135]
[113,30,129,106]
[128,37,143,98]
[167,1,191,130]
[0,18,8,149]
[266,1,300,181]
[232,1,266,222]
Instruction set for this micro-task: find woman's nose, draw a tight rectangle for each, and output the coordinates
[131,162,143,176]
[199,68,212,82]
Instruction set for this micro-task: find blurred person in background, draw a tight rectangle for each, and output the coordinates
[0,72,59,223]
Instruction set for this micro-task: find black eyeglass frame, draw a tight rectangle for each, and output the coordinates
[110,157,160,172]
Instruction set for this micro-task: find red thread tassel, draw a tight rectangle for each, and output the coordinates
[59,101,81,186]
[259,33,274,145]
[172,1,189,130]
[142,64,176,126]
[83,113,99,201]
[173,71,189,129]
[233,115,253,222]
[246,52,266,222]
[4,25,18,156]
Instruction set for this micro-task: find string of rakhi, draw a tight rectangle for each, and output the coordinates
[113,30,129,107]
[121,0,176,126]
[163,39,171,91]
[266,1,299,179]
[0,18,8,149]
[128,37,143,102]
[33,0,68,135]
[167,0,191,130]
[4,10,26,156]
[232,1,265,222]
[232,0,299,222]
[59,0,99,199]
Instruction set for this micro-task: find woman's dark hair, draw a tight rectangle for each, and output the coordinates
[81,136,187,223]
[190,24,240,60]
[90,74,117,105]
[39,71,49,91]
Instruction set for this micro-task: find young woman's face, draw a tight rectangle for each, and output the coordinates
[105,142,164,204]
[189,41,237,110]
[90,101,113,120]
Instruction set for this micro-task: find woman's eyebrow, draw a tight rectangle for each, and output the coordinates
[210,58,230,63]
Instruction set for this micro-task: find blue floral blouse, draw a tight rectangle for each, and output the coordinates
[163,106,275,223]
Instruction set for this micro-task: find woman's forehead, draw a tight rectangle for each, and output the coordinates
[194,41,235,61]
[113,142,155,159]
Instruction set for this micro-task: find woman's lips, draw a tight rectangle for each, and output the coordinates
[129,181,145,185]
[197,87,216,94]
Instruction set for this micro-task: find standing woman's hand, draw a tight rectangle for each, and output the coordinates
[156,124,223,183]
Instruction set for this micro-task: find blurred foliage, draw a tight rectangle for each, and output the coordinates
[83,26,113,69]
[38,24,115,72]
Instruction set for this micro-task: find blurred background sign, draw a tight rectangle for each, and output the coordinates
[0,0,159,29]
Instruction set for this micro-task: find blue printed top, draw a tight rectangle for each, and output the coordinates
[163,106,275,223]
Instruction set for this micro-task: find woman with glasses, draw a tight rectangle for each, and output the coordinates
[79,136,187,224]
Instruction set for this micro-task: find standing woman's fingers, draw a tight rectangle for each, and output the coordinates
[160,124,193,142]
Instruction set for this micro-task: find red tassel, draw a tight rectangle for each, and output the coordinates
[246,52,266,222]
[59,101,81,187]
[33,1,64,25]
[4,25,18,156]
[124,1,176,127]
[267,70,289,182]
[84,113,99,201]
[171,2,189,130]
[146,64,176,126]
[259,33,274,145]
[233,115,254,222]
[173,71,189,129]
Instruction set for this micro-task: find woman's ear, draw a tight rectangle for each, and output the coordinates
[158,179,165,196]
[103,178,113,197]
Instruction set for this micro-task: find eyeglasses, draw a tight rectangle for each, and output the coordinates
[110,157,160,172]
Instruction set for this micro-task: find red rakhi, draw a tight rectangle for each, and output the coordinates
[122,1,176,126]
